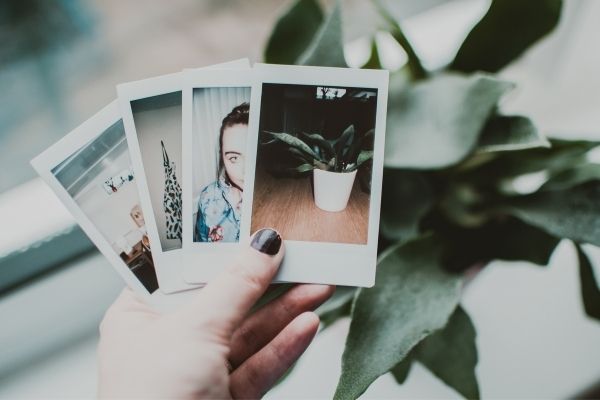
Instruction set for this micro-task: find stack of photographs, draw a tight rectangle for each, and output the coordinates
[31,59,389,310]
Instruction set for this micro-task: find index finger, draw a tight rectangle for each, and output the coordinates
[181,228,284,337]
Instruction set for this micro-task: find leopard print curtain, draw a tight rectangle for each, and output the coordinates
[161,140,182,241]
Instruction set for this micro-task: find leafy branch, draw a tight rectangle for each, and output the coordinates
[261,1,596,399]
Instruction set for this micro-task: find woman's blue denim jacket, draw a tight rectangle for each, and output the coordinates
[195,176,241,242]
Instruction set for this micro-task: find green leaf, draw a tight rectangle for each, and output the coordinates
[334,124,355,159]
[263,130,322,161]
[294,163,315,173]
[334,236,463,399]
[463,139,600,182]
[355,150,373,168]
[451,0,562,73]
[389,307,479,398]
[288,147,313,164]
[298,0,347,67]
[575,244,600,320]
[476,115,549,153]
[541,164,600,191]
[362,39,382,70]
[414,306,480,399]
[301,132,336,159]
[373,0,426,79]
[507,181,600,247]
[316,286,357,329]
[380,169,434,242]
[438,217,560,272]
[345,128,373,167]
[264,0,324,64]
[384,73,513,169]
[391,356,413,385]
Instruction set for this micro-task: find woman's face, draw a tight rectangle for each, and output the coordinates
[222,123,247,190]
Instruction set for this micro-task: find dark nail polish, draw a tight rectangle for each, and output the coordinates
[251,228,282,255]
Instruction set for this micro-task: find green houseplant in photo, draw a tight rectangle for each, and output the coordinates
[263,125,373,211]
[264,0,599,399]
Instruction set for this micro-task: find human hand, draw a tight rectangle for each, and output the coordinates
[98,229,334,399]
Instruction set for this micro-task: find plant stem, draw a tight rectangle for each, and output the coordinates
[373,0,427,80]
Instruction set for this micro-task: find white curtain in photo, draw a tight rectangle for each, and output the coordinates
[191,87,250,208]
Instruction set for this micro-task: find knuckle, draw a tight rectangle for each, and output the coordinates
[237,323,260,348]
[230,264,266,293]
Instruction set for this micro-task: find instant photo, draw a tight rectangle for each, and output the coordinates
[52,122,158,292]
[31,102,159,297]
[119,74,195,294]
[242,64,389,287]
[181,70,254,284]
[120,60,249,293]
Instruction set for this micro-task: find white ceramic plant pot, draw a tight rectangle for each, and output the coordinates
[313,168,357,212]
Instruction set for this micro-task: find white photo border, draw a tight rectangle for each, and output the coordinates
[30,101,198,310]
[118,72,192,295]
[244,64,389,287]
[117,59,250,294]
[183,63,389,287]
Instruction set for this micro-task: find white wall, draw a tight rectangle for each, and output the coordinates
[133,98,182,252]
[73,149,141,251]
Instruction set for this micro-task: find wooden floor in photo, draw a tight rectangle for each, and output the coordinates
[251,168,369,244]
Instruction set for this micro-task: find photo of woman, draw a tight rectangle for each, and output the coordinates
[195,102,249,242]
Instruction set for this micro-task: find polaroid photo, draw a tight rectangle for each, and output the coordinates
[181,69,253,283]
[31,101,198,311]
[118,59,250,294]
[243,63,389,287]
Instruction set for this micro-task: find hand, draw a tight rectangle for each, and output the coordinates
[98,229,334,399]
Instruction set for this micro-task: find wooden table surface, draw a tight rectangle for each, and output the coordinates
[251,168,370,244]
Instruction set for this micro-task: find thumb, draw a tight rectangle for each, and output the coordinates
[180,228,284,336]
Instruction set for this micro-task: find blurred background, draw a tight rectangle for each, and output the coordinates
[0,0,599,398]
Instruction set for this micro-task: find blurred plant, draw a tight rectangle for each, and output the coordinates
[264,0,600,398]
[263,124,373,173]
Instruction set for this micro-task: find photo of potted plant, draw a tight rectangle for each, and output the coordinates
[263,124,373,211]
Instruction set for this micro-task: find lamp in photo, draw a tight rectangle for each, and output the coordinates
[263,124,373,212]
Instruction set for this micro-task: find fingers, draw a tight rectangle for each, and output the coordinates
[229,312,320,399]
[181,228,284,337]
[99,288,156,334]
[229,284,334,369]
[113,288,151,311]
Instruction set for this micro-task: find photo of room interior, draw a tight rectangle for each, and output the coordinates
[52,121,158,292]
[251,83,377,245]
[131,91,183,252]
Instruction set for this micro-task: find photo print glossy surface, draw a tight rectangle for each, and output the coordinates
[31,103,159,296]
[52,120,158,293]
[191,87,250,244]
[130,91,184,252]
[240,64,388,287]
[120,60,250,292]
[252,83,377,245]
[33,102,204,310]
[181,69,254,285]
